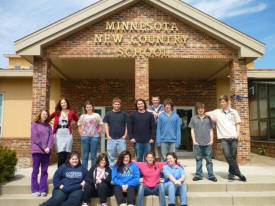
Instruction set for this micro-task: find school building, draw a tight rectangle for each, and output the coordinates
[0,0,274,168]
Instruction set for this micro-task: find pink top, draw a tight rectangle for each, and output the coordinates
[133,161,167,187]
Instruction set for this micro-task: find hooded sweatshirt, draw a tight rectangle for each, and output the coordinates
[53,163,88,193]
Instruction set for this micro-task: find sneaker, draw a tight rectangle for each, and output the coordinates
[41,192,47,197]
[209,177,218,182]
[82,203,89,206]
[193,176,202,181]
[101,203,108,206]
[32,192,40,197]
[238,175,247,182]
[228,173,234,182]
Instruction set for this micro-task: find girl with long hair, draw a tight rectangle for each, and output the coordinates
[82,153,113,206]
[31,110,53,197]
[112,151,140,206]
[50,98,78,167]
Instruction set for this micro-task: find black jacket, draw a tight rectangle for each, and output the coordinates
[85,165,112,186]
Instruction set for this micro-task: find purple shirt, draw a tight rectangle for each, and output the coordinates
[30,122,54,154]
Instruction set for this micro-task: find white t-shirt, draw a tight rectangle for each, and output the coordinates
[209,108,241,139]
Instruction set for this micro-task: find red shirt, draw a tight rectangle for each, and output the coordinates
[50,110,79,134]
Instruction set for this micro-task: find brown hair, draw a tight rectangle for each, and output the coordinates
[151,96,160,100]
[166,152,178,162]
[96,153,109,168]
[33,110,50,123]
[163,98,174,109]
[112,97,121,104]
[55,98,71,114]
[196,102,205,111]
[135,98,147,110]
[116,150,132,173]
[65,151,81,167]
[84,100,94,113]
[145,151,156,165]
[219,95,229,102]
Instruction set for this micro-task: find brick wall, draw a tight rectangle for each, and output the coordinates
[251,141,275,158]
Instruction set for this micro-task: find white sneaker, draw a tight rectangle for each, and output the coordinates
[32,192,40,197]
[41,192,47,196]
[81,203,89,206]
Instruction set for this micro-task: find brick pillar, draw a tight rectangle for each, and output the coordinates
[32,57,51,119]
[135,57,149,100]
[230,58,250,164]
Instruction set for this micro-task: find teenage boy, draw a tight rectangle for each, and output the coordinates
[148,96,165,158]
[156,98,181,161]
[189,103,217,182]
[206,95,247,182]
[128,98,155,162]
[147,96,164,120]
[103,97,128,168]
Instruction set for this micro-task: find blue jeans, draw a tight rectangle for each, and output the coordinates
[40,188,83,206]
[137,183,166,206]
[81,136,99,169]
[194,145,215,179]
[134,143,152,162]
[161,142,176,161]
[164,181,187,205]
[107,138,126,168]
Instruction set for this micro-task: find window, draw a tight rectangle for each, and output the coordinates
[249,81,275,141]
[0,93,3,137]
[14,65,21,70]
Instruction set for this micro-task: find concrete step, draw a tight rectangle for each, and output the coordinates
[1,192,275,206]
[2,180,275,195]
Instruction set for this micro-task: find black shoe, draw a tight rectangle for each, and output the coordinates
[209,177,217,182]
[168,204,175,206]
[193,176,202,181]
[181,205,187,206]
[228,173,234,182]
[238,175,247,182]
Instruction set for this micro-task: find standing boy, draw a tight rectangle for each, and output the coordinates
[104,97,128,168]
[206,95,246,182]
[189,103,217,182]
[156,98,181,161]
[128,98,155,162]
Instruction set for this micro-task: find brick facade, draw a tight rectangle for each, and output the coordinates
[251,141,275,158]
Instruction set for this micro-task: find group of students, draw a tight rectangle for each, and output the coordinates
[30,94,247,206]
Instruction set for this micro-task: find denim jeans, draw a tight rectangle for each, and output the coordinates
[161,142,176,161]
[134,143,152,162]
[40,188,83,206]
[221,138,241,176]
[107,138,126,168]
[81,136,99,169]
[31,153,50,193]
[164,181,187,205]
[194,145,215,179]
[136,183,166,206]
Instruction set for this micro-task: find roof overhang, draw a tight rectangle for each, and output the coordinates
[0,69,33,78]
[247,70,275,79]
[14,0,265,59]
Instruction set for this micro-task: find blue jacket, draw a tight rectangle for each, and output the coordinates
[156,112,181,148]
[53,163,88,193]
[112,162,140,186]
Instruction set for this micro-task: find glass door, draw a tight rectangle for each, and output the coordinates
[94,106,112,153]
[174,106,195,152]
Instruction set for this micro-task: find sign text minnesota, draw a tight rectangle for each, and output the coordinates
[93,21,189,57]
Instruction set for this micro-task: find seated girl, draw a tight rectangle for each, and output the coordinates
[112,150,140,206]
[162,152,187,206]
[134,151,166,206]
[82,153,113,206]
[40,152,87,206]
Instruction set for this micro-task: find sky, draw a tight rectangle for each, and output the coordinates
[0,0,274,69]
